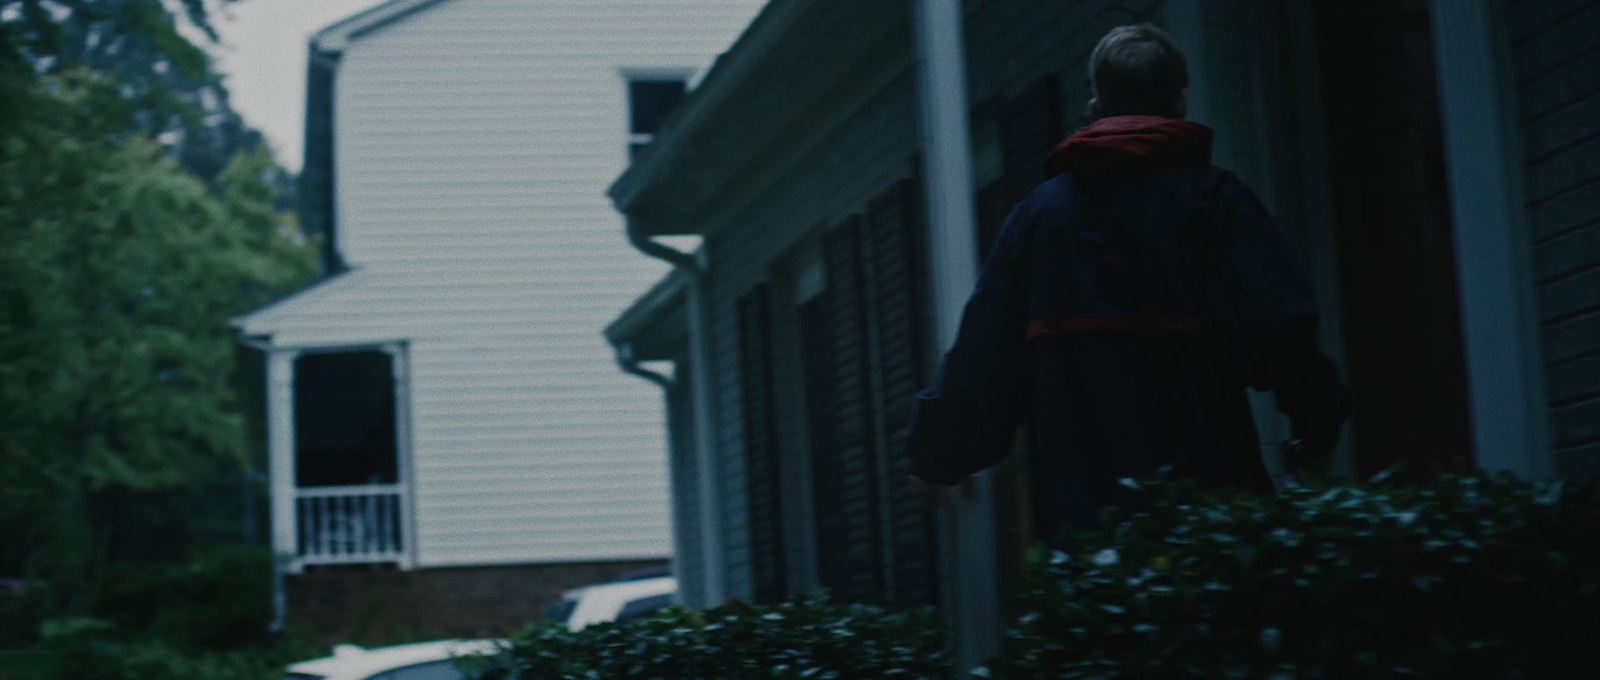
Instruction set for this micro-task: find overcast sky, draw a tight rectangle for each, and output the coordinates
[212,0,386,172]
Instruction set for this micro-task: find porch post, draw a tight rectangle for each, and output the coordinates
[381,342,419,569]
[1429,0,1552,478]
[913,0,1003,671]
[266,349,300,630]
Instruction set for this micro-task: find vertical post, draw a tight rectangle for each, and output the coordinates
[913,0,1003,672]
[685,276,728,605]
[1429,0,1551,479]
[266,349,299,630]
[384,342,420,569]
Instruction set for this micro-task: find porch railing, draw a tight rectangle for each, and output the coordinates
[294,484,407,566]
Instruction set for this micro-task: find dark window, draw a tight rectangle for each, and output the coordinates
[627,78,687,160]
[628,79,687,135]
[543,598,577,623]
[293,350,398,487]
[616,593,674,621]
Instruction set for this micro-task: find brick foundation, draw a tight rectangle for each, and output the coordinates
[285,558,667,640]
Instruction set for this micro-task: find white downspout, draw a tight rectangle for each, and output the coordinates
[626,220,728,606]
[263,347,300,632]
[913,0,1004,671]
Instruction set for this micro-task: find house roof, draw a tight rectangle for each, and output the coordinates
[311,0,453,53]
[229,267,370,334]
[244,0,454,339]
[606,0,912,237]
[604,268,691,362]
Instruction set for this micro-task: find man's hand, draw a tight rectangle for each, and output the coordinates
[912,475,952,508]
[1281,437,1337,485]
[912,474,979,508]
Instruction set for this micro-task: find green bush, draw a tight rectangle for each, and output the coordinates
[998,472,1600,679]
[464,592,950,680]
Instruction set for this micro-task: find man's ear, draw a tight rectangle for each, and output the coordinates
[1088,97,1103,120]
[1175,87,1188,119]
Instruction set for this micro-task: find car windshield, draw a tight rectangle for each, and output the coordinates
[543,598,577,623]
[615,593,673,621]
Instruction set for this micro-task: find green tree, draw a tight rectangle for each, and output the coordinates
[0,67,317,614]
[2,0,257,187]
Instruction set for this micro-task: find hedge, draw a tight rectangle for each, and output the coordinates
[998,471,1600,679]
[462,592,949,680]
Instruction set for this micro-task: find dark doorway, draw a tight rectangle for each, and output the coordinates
[1314,0,1473,480]
[293,350,399,487]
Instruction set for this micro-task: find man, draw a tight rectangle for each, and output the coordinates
[906,24,1348,540]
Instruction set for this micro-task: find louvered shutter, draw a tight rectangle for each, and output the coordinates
[1001,74,1065,204]
[866,178,941,607]
[803,220,885,602]
[994,75,1060,609]
[737,285,786,603]
[974,180,1012,266]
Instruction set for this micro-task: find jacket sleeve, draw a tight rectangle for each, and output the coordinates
[905,200,1033,485]
[1208,172,1349,446]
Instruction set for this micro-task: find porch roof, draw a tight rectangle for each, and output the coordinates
[604,268,691,362]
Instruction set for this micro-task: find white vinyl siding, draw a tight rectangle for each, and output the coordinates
[246,0,763,567]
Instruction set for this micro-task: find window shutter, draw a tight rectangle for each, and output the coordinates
[803,220,885,602]
[736,285,786,603]
[1001,74,1065,204]
[867,178,941,607]
[974,180,1012,266]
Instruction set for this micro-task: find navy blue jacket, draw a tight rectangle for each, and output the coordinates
[906,117,1348,537]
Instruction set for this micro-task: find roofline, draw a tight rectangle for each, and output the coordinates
[607,0,815,213]
[311,0,452,53]
[228,267,358,330]
[603,267,691,348]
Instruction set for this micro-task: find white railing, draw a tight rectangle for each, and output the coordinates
[293,484,408,566]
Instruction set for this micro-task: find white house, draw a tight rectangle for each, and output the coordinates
[232,0,764,633]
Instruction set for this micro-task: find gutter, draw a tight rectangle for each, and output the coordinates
[613,342,672,390]
[623,218,728,607]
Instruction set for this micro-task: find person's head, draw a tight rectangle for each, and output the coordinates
[1087,23,1188,120]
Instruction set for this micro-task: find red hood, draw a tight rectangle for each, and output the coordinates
[1046,115,1213,177]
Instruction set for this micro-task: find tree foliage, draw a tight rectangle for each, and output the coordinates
[1,0,259,186]
[0,4,315,623]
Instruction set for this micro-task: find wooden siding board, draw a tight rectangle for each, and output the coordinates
[1510,1,1600,79]
[1551,396,1600,447]
[1556,441,1600,480]
[1519,91,1600,164]
[1516,44,1600,121]
[1509,0,1600,42]
[1529,179,1600,243]
[1524,134,1600,203]
[1536,222,1600,280]
[1548,351,1600,406]
[1538,265,1600,323]
[1514,0,1600,478]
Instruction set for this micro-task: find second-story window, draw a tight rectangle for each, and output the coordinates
[628,78,687,160]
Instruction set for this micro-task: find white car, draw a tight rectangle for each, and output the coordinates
[545,575,677,631]
[282,639,502,680]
